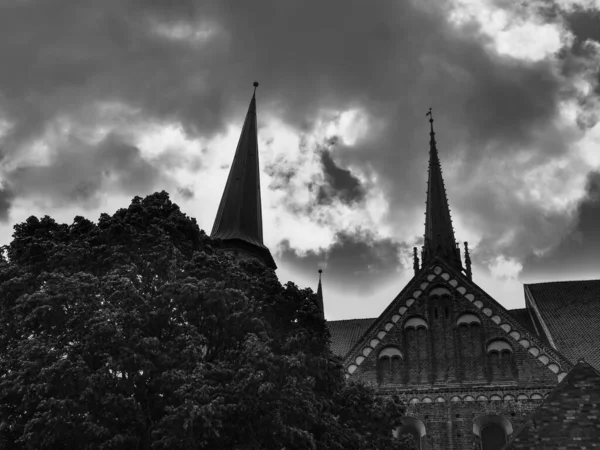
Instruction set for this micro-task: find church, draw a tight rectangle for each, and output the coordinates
[209,83,600,450]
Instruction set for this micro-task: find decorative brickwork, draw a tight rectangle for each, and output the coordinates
[504,361,600,449]
[336,258,575,449]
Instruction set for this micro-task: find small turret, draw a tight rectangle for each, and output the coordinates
[464,241,472,280]
[413,247,420,276]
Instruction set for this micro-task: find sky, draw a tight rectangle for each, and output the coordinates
[0,0,599,320]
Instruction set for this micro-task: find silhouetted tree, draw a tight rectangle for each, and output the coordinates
[0,191,412,450]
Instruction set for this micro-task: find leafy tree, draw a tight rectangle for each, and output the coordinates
[0,191,412,449]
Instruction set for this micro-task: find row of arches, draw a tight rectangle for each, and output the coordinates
[347,279,567,385]
[407,392,545,403]
[377,337,517,385]
[395,415,513,450]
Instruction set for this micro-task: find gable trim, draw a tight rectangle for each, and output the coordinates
[524,285,557,350]
[344,258,572,382]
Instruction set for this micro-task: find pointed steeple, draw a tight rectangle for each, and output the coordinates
[211,82,276,269]
[422,108,462,272]
[316,269,324,317]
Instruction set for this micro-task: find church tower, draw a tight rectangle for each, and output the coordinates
[421,109,462,273]
[211,82,276,269]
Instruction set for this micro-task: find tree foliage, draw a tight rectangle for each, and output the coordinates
[0,191,412,449]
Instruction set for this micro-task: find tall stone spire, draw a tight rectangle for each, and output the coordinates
[422,108,462,272]
[210,82,276,269]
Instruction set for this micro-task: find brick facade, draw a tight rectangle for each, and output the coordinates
[505,361,600,449]
[338,259,571,449]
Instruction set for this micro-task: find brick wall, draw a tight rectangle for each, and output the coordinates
[505,362,600,449]
[349,284,561,449]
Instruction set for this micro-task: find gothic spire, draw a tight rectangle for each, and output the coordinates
[210,82,276,269]
[316,269,324,317]
[422,108,462,272]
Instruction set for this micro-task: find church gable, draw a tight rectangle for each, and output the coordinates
[344,258,573,387]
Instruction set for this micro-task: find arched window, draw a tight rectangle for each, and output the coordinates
[481,423,507,449]
[486,340,515,381]
[377,346,402,385]
[404,317,429,330]
[393,417,426,450]
[404,317,429,384]
[456,313,481,326]
[473,415,512,450]
[457,313,484,380]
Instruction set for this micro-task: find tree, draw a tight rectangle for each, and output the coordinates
[0,191,412,449]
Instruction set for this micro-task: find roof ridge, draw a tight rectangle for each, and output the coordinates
[328,317,377,323]
[526,279,600,286]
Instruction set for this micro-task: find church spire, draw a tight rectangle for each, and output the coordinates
[316,269,324,317]
[422,108,462,272]
[210,82,276,269]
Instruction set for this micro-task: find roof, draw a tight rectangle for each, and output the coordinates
[505,360,600,449]
[327,318,376,358]
[211,85,275,268]
[506,308,538,338]
[525,280,600,370]
[422,113,462,272]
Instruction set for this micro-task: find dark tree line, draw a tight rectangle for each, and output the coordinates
[0,191,412,449]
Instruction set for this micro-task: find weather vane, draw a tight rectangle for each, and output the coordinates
[426,107,433,122]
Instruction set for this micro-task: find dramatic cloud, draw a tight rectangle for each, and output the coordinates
[317,142,366,207]
[278,230,408,295]
[522,170,600,278]
[0,0,598,318]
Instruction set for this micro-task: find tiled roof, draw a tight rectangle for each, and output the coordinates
[505,361,600,449]
[525,280,600,371]
[327,318,376,358]
[506,308,538,338]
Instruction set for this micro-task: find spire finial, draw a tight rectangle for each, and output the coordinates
[253,81,259,95]
[426,107,435,139]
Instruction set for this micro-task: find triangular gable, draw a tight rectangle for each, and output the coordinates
[504,360,600,449]
[344,257,573,382]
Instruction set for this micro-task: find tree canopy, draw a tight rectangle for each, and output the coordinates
[0,191,412,449]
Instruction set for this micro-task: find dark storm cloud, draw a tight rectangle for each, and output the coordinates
[0,184,15,222]
[4,133,166,209]
[0,0,597,283]
[565,8,600,48]
[278,230,408,294]
[317,141,366,206]
[521,170,600,279]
